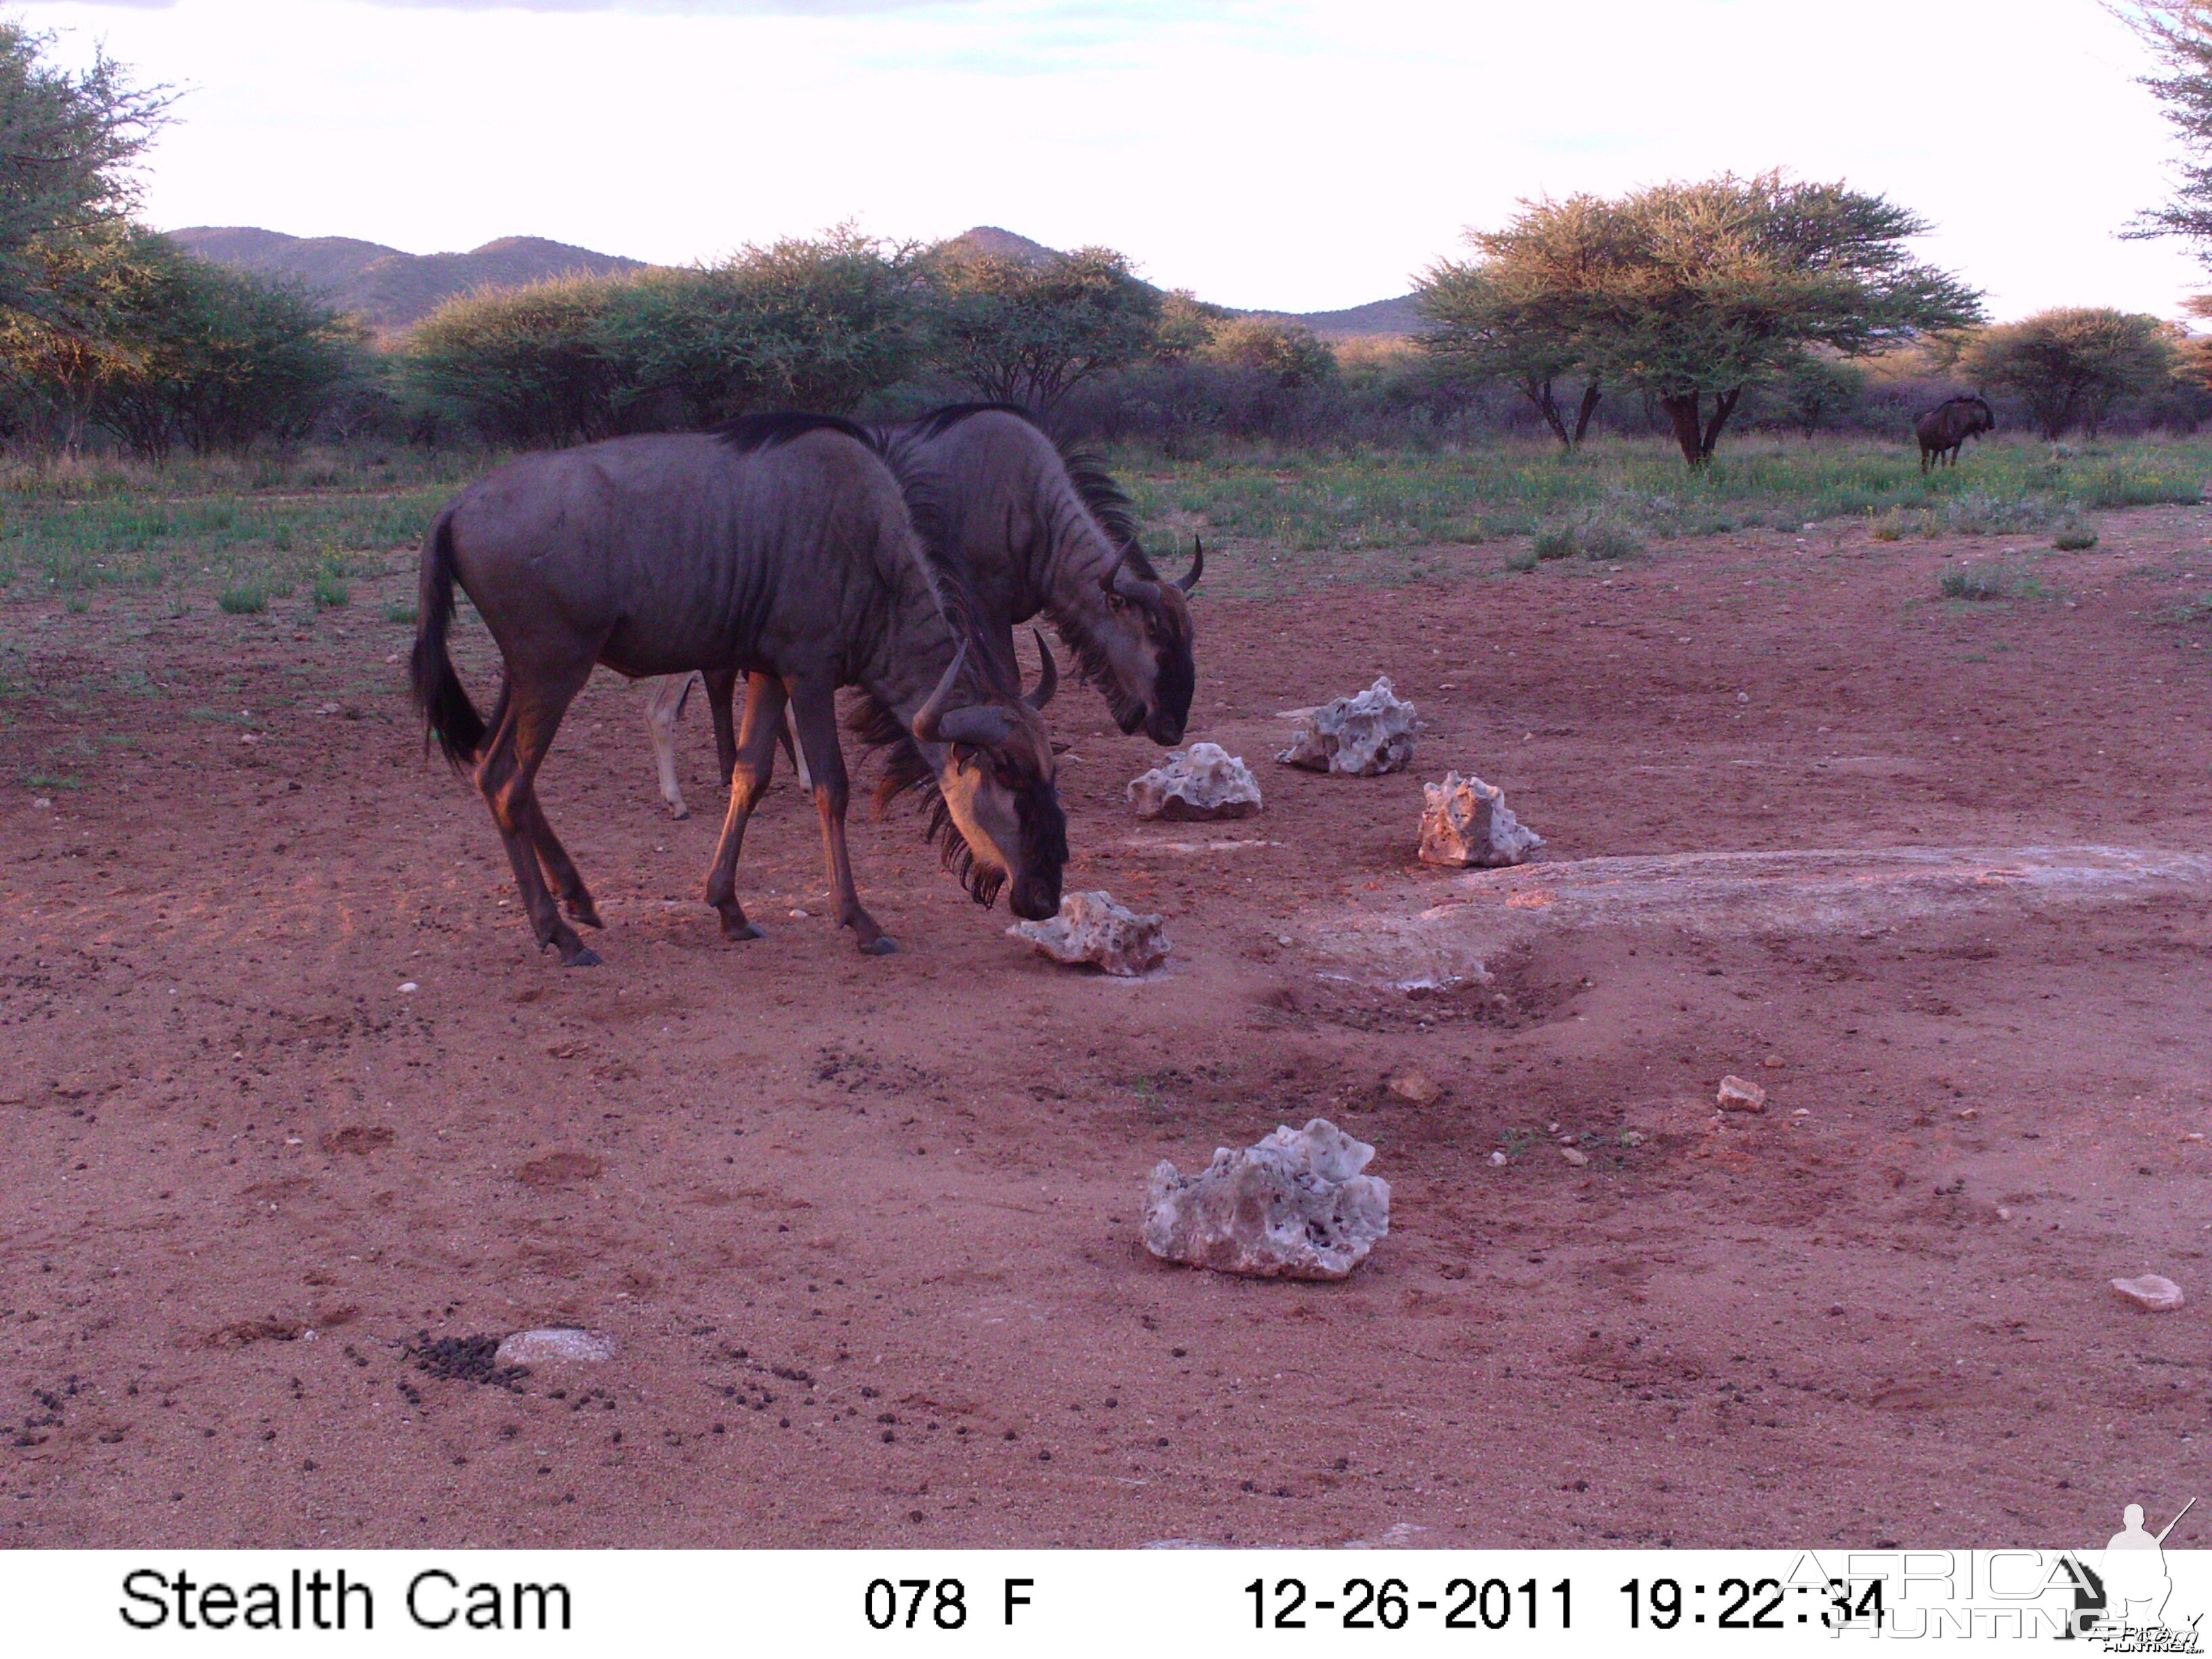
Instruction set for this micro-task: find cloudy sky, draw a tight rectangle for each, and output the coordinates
[20,0,2210,318]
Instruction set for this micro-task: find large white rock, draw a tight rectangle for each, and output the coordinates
[494,1328,617,1366]
[1277,676,1418,776]
[1128,743,1263,821]
[1143,1118,1391,1280]
[1418,772,1544,867]
[1008,890,1170,977]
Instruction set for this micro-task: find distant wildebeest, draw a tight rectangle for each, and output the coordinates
[636,403,1200,819]
[1915,395,1995,474]
[409,414,1067,966]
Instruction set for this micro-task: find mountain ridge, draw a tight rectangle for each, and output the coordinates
[165,223,1418,340]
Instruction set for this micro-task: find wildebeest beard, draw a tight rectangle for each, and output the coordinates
[844,693,1065,909]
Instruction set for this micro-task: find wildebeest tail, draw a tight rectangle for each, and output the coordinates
[409,509,486,770]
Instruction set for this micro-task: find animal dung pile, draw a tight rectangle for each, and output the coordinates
[1127,742,1263,821]
[1143,1118,1391,1280]
[1007,890,1170,977]
[1417,772,1544,867]
[1277,676,1418,776]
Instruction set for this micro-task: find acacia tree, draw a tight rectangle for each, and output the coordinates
[1957,308,2177,437]
[1425,174,1981,467]
[1416,195,1615,450]
[923,244,1160,413]
[0,24,171,319]
[596,228,924,424]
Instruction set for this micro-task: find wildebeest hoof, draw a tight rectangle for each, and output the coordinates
[667,804,689,821]
[859,936,899,956]
[562,945,602,968]
[722,920,766,942]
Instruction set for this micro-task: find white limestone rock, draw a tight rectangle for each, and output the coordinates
[1277,676,1418,776]
[2110,1274,2185,1312]
[1143,1118,1391,1280]
[1418,772,1544,867]
[494,1327,616,1366]
[1008,890,1170,977]
[1128,743,1263,821]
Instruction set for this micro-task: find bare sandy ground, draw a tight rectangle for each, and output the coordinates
[3,508,2209,1548]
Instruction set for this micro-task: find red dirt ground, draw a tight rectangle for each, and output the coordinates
[3,509,2210,1549]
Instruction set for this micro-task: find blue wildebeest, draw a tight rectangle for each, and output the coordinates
[409,414,1066,965]
[636,403,1200,819]
[1914,396,1995,474]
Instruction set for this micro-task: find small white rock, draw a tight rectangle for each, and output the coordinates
[32,798,52,811]
[1144,1119,1390,1280]
[1127,743,1263,821]
[1417,771,1544,868]
[495,1327,618,1366]
[398,981,418,994]
[1277,677,1418,776]
[1559,1145,1589,1167]
[2110,1274,2185,1313]
[1488,1150,1509,1166]
[1009,890,1169,977]
[1717,1075,1767,1113]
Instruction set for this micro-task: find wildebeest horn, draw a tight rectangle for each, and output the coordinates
[1101,544,1160,602]
[1025,629,1057,711]
[1174,535,1203,594]
[910,641,968,743]
[911,640,1016,750]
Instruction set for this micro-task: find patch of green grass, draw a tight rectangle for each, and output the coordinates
[312,572,350,609]
[1939,566,2010,601]
[382,599,417,626]
[23,771,80,790]
[217,585,268,615]
[1106,434,2212,592]
[1503,548,1540,573]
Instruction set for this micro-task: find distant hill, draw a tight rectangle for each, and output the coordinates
[165,227,646,333]
[940,224,1059,266]
[165,223,1419,340]
[1275,293,1423,341]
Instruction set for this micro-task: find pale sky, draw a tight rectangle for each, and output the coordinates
[19,0,2212,319]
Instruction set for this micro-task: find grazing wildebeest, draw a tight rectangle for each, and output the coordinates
[636,403,1200,819]
[409,413,1066,966]
[1915,395,1995,474]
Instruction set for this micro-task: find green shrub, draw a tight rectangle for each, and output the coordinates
[1868,507,1915,541]
[382,600,417,626]
[312,573,350,608]
[1531,510,1643,561]
[218,585,267,614]
[1504,548,1540,572]
[1938,566,2008,600]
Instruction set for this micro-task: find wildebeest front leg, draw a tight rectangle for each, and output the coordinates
[702,673,785,942]
[785,681,893,955]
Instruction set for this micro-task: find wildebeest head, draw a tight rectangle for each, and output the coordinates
[1965,396,1996,436]
[909,636,1067,921]
[1095,536,1202,745]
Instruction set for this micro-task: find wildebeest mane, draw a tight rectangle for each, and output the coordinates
[713,410,873,454]
[842,693,1012,909]
[899,401,1151,562]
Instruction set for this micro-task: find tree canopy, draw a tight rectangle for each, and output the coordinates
[1955,308,2177,438]
[2121,2,2212,255]
[1418,172,1982,466]
[0,23,171,319]
[922,244,1161,413]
